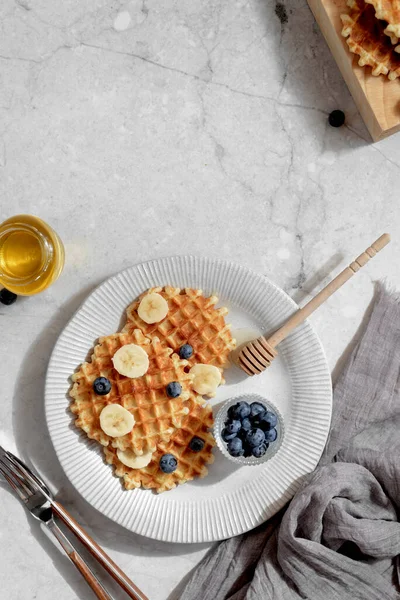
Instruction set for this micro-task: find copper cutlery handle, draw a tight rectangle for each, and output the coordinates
[46,517,112,600]
[52,501,149,600]
[69,551,112,600]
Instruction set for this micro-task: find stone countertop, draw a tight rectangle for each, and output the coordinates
[0,0,399,598]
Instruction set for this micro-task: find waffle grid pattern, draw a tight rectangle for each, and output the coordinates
[123,286,236,368]
[70,329,192,455]
[104,398,215,493]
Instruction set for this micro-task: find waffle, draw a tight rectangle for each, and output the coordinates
[69,329,193,455]
[365,0,400,44]
[122,286,236,370]
[104,397,215,493]
[341,0,400,79]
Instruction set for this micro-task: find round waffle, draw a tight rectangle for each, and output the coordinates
[69,329,193,455]
[104,397,215,493]
[341,0,400,80]
[122,286,236,370]
[365,0,400,44]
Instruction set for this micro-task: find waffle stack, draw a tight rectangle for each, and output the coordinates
[70,287,236,493]
[341,0,400,80]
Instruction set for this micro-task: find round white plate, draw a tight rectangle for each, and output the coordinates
[45,256,332,543]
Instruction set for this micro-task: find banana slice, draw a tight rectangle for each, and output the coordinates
[112,343,149,378]
[117,449,153,469]
[190,364,222,396]
[99,404,135,437]
[138,292,169,324]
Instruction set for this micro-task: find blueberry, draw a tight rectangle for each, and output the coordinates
[250,402,266,418]
[0,289,17,305]
[264,428,277,443]
[227,403,240,419]
[263,411,278,428]
[227,437,244,457]
[328,110,345,128]
[178,344,193,360]
[189,436,205,452]
[252,442,269,458]
[245,428,265,448]
[228,400,251,420]
[225,419,241,434]
[159,454,178,473]
[241,418,252,431]
[254,411,278,431]
[92,377,111,396]
[166,382,182,398]
[221,428,237,442]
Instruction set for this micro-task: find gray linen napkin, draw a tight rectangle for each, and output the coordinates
[181,285,400,600]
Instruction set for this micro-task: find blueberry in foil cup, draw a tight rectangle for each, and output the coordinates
[214,393,284,466]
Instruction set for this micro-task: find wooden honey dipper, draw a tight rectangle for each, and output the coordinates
[237,233,391,376]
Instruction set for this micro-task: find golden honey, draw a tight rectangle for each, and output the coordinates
[0,214,65,295]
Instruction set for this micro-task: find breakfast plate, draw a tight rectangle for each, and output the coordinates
[45,256,332,543]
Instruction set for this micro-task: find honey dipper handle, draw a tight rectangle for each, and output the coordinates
[266,233,391,349]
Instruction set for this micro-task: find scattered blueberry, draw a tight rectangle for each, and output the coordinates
[0,289,17,305]
[225,419,241,434]
[222,427,237,442]
[245,428,265,448]
[166,381,182,398]
[252,442,269,458]
[179,344,193,360]
[159,454,178,473]
[227,437,244,457]
[241,418,252,431]
[264,428,278,443]
[328,110,345,128]
[250,402,266,418]
[189,436,205,452]
[228,400,251,420]
[92,377,111,396]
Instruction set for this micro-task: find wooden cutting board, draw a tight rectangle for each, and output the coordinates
[307,0,400,141]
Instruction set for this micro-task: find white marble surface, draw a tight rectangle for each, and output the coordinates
[1,0,400,598]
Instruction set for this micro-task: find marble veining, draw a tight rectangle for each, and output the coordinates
[1,0,399,598]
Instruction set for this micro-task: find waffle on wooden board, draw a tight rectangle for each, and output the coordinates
[341,0,400,80]
[307,0,400,140]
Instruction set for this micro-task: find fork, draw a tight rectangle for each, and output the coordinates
[0,448,148,600]
[0,454,112,599]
